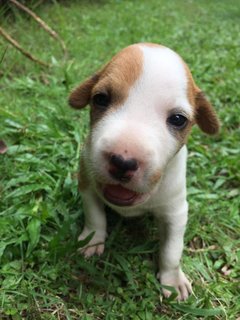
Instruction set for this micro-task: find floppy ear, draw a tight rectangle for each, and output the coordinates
[68,74,99,109]
[195,91,220,135]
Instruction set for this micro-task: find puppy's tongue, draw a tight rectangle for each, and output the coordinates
[103,184,138,206]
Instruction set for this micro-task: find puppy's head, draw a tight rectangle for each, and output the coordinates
[69,43,220,208]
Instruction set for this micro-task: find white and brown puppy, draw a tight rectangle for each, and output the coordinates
[69,43,219,300]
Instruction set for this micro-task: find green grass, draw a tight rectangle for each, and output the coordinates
[0,0,239,319]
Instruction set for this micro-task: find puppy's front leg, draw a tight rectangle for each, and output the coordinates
[154,202,192,300]
[78,189,107,258]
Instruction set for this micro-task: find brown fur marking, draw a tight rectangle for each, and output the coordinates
[68,45,143,126]
[174,122,193,145]
[89,45,143,124]
[182,61,198,108]
[149,169,162,187]
[69,74,100,109]
[195,91,220,134]
[182,60,220,135]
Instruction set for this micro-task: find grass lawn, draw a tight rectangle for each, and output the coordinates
[0,0,239,319]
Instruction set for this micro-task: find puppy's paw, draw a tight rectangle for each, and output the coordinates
[157,268,192,301]
[78,227,106,258]
[80,243,105,258]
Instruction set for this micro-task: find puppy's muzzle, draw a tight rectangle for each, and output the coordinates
[108,153,139,182]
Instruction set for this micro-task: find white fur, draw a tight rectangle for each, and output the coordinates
[79,45,193,300]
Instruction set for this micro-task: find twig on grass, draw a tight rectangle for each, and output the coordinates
[0,45,8,65]
[0,26,50,67]
[0,0,68,67]
[187,245,218,253]
[9,0,68,59]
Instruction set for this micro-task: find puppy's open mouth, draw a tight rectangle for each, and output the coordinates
[103,184,142,207]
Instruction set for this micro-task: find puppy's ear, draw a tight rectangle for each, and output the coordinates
[68,74,99,109]
[195,91,220,135]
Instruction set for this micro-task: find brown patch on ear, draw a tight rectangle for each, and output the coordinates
[195,91,220,135]
[68,74,99,109]
[182,61,220,135]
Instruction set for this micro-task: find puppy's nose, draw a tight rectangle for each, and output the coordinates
[110,154,138,171]
[109,153,139,182]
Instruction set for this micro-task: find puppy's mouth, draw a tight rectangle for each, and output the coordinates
[103,184,144,207]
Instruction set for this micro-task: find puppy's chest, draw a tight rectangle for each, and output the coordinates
[113,206,146,218]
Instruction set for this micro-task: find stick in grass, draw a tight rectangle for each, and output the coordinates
[0,45,8,65]
[0,26,50,67]
[9,0,68,59]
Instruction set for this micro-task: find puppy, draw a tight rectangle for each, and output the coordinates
[69,43,219,300]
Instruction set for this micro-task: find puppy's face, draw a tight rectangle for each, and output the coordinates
[69,44,219,208]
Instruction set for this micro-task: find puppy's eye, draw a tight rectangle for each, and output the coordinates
[167,114,188,129]
[92,93,110,108]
